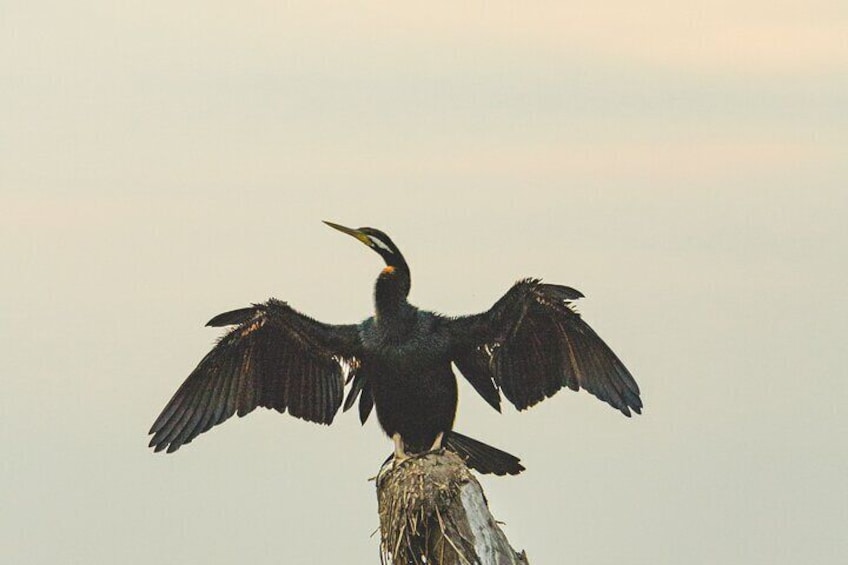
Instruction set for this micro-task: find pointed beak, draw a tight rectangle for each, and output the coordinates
[323,220,373,247]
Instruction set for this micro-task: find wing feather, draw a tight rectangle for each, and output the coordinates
[358,386,374,425]
[447,279,642,416]
[149,299,361,453]
[343,369,366,412]
[453,349,501,412]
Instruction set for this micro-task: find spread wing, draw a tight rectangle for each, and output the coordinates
[447,279,642,415]
[148,299,362,453]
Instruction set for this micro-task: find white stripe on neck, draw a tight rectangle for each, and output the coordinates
[368,235,392,253]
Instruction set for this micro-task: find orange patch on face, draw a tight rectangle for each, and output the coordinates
[382,266,396,275]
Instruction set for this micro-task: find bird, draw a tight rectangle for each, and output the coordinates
[148,221,642,475]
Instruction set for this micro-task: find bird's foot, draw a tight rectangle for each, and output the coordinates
[389,432,446,470]
[392,433,409,467]
[428,432,445,453]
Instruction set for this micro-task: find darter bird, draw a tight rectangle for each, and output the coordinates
[148,222,642,475]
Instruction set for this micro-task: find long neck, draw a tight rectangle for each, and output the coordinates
[374,257,411,324]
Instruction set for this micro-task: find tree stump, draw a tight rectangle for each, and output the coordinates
[376,450,529,565]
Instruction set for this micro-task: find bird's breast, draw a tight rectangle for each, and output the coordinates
[359,313,450,363]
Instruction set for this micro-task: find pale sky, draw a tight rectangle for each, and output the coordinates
[2,2,847,564]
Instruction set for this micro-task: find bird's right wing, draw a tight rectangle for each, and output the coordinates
[148,299,361,453]
[446,279,642,416]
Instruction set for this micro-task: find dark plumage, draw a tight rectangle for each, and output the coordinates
[148,222,642,475]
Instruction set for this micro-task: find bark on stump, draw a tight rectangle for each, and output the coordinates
[376,450,529,565]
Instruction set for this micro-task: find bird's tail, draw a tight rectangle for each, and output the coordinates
[444,431,525,476]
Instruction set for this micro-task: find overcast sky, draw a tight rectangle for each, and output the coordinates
[2,2,847,564]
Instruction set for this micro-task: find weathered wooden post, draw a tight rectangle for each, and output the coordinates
[376,451,529,565]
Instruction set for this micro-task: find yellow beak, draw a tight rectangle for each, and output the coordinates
[323,220,372,247]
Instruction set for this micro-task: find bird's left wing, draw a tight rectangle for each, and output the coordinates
[446,279,642,416]
[148,299,361,453]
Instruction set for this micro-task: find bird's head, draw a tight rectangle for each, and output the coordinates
[323,221,405,268]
